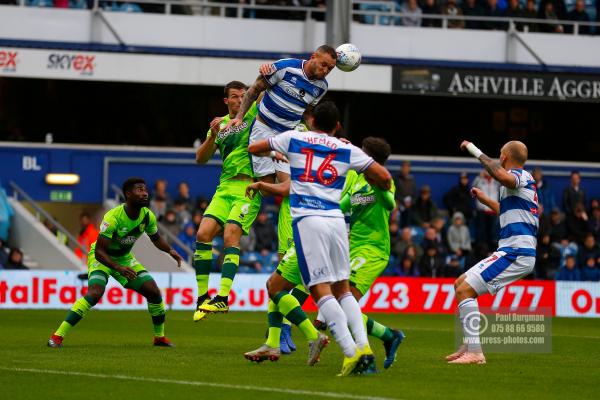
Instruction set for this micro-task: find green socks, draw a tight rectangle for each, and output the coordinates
[218,247,240,298]
[273,291,318,341]
[282,286,310,327]
[265,300,283,348]
[55,295,95,337]
[194,242,212,297]
[148,301,166,337]
[363,313,394,342]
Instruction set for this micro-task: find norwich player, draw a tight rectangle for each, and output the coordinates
[193,81,262,320]
[47,178,183,348]
[244,137,404,370]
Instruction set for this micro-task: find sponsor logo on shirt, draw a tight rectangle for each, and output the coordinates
[120,236,137,245]
[351,194,376,206]
[217,121,248,141]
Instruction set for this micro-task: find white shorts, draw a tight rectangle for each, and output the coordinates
[465,250,535,295]
[292,216,350,288]
[249,118,290,177]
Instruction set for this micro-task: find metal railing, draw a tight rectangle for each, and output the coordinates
[8,0,600,34]
[110,183,195,263]
[9,181,88,255]
[352,0,600,35]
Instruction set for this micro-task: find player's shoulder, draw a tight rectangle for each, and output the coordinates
[274,58,303,70]
[141,207,156,220]
[104,204,123,220]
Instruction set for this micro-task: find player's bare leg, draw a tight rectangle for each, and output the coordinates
[448,275,486,364]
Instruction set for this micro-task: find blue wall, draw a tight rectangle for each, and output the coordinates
[1,143,599,208]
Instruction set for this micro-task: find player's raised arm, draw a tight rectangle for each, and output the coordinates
[148,232,182,268]
[460,140,517,189]
[246,180,290,199]
[364,162,393,191]
[225,75,270,130]
[195,117,221,164]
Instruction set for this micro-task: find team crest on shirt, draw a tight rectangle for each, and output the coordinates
[139,223,146,231]
[100,221,110,233]
[299,89,306,98]
[312,88,320,97]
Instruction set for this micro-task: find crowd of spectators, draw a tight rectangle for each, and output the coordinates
[146,165,600,282]
[389,164,600,281]
[10,0,600,34]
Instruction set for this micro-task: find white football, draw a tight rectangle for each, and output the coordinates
[336,43,361,72]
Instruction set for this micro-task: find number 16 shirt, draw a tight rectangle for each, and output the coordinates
[268,130,374,221]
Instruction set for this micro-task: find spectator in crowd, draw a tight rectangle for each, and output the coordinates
[419,244,445,277]
[162,210,181,240]
[563,171,586,216]
[504,0,523,23]
[43,218,67,245]
[461,0,484,29]
[521,0,540,32]
[566,203,590,244]
[443,172,473,223]
[581,256,600,281]
[150,196,167,221]
[442,0,465,28]
[395,245,419,276]
[535,233,561,279]
[397,196,421,228]
[173,223,196,259]
[431,217,447,248]
[174,181,195,212]
[540,2,564,33]
[589,206,600,241]
[4,248,27,270]
[191,210,203,230]
[0,183,13,243]
[173,199,192,226]
[566,0,590,34]
[422,227,446,257]
[394,227,423,260]
[358,0,396,25]
[421,0,442,27]
[484,0,507,30]
[395,160,417,203]
[588,198,599,214]
[444,254,463,277]
[0,239,8,267]
[578,233,600,271]
[548,208,567,243]
[415,185,438,227]
[400,0,423,26]
[253,211,277,253]
[74,212,98,263]
[532,167,557,213]
[152,178,170,204]
[555,254,581,280]
[447,211,471,258]
[240,227,257,253]
[472,170,500,249]
[538,0,568,20]
[195,197,210,215]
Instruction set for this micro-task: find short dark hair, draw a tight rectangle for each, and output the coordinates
[122,177,146,197]
[224,80,247,97]
[80,212,91,219]
[312,101,340,133]
[362,137,391,165]
[571,170,581,177]
[316,45,337,60]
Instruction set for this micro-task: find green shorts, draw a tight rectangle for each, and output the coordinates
[87,251,154,292]
[204,180,262,235]
[276,245,303,286]
[278,197,293,255]
[349,245,389,296]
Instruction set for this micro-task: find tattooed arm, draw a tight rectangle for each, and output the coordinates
[460,140,517,189]
[223,75,269,130]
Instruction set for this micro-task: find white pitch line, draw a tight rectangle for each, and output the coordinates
[0,367,400,400]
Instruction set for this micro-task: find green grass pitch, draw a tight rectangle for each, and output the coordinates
[0,310,598,400]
